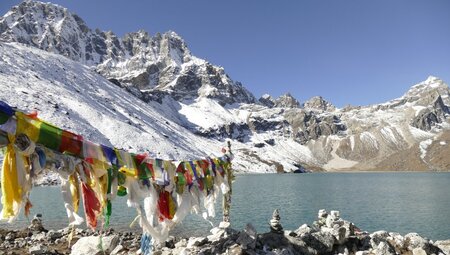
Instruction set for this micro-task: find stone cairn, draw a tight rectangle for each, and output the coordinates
[269,209,283,234]
[28,213,46,232]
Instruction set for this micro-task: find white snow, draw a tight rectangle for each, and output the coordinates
[349,136,355,151]
[0,42,320,173]
[439,141,446,145]
[360,132,379,149]
[409,126,434,140]
[380,126,398,145]
[419,139,432,160]
[178,97,242,130]
[412,106,426,117]
[0,42,220,161]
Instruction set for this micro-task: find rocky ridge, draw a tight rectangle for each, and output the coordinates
[1,210,449,255]
[1,1,450,172]
[0,0,255,105]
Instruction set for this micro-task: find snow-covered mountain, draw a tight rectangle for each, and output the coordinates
[0,0,255,105]
[1,1,449,172]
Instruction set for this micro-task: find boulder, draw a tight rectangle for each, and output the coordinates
[226,243,243,255]
[110,244,124,255]
[70,235,119,255]
[31,232,47,242]
[47,230,62,240]
[186,237,208,248]
[299,231,335,254]
[412,247,427,255]
[29,244,47,254]
[405,233,428,250]
[370,231,390,247]
[404,232,441,254]
[374,241,395,255]
[236,223,257,249]
[294,224,313,237]
[434,240,450,255]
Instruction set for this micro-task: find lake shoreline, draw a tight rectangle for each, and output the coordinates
[34,170,450,187]
[1,209,449,255]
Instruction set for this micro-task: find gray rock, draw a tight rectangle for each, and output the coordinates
[207,227,225,242]
[299,230,335,254]
[47,229,62,240]
[412,247,427,255]
[295,224,313,237]
[330,210,340,218]
[175,238,188,248]
[70,235,119,255]
[236,223,257,249]
[219,221,231,229]
[434,240,450,255]
[374,241,395,255]
[303,96,335,112]
[226,243,243,255]
[187,237,208,248]
[29,244,47,255]
[405,233,428,250]
[31,232,47,242]
[370,231,390,247]
[270,248,296,255]
[110,244,124,255]
[5,232,15,241]
[404,233,443,254]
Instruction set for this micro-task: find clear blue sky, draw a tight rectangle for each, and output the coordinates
[1,0,450,107]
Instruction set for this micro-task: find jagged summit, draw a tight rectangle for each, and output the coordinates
[258,94,275,107]
[0,0,104,64]
[0,0,255,105]
[403,76,450,105]
[303,96,335,112]
[274,93,300,108]
[258,93,300,108]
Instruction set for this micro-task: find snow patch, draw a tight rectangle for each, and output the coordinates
[350,135,355,151]
[380,126,398,145]
[412,106,426,117]
[419,139,432,160]
[409,126,434,140]
[360,132,379,149]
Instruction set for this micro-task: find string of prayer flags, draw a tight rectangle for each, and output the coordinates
[0,100,233,242]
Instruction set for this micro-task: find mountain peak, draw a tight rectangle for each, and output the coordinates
[258,94,275,107]
[0,0,104,64]
[303,96,335,112]
[0,0,255,105]
[274,93,300,108]
[403,76,450,106]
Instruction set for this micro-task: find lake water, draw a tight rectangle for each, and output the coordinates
[1,173,449,240]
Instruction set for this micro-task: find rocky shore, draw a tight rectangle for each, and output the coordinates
[0,210,449,255]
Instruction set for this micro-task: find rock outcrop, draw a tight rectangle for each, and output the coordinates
[274,93,300,108]
[303,96,336,112]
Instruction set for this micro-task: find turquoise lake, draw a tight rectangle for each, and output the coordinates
[1,172,449,240]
